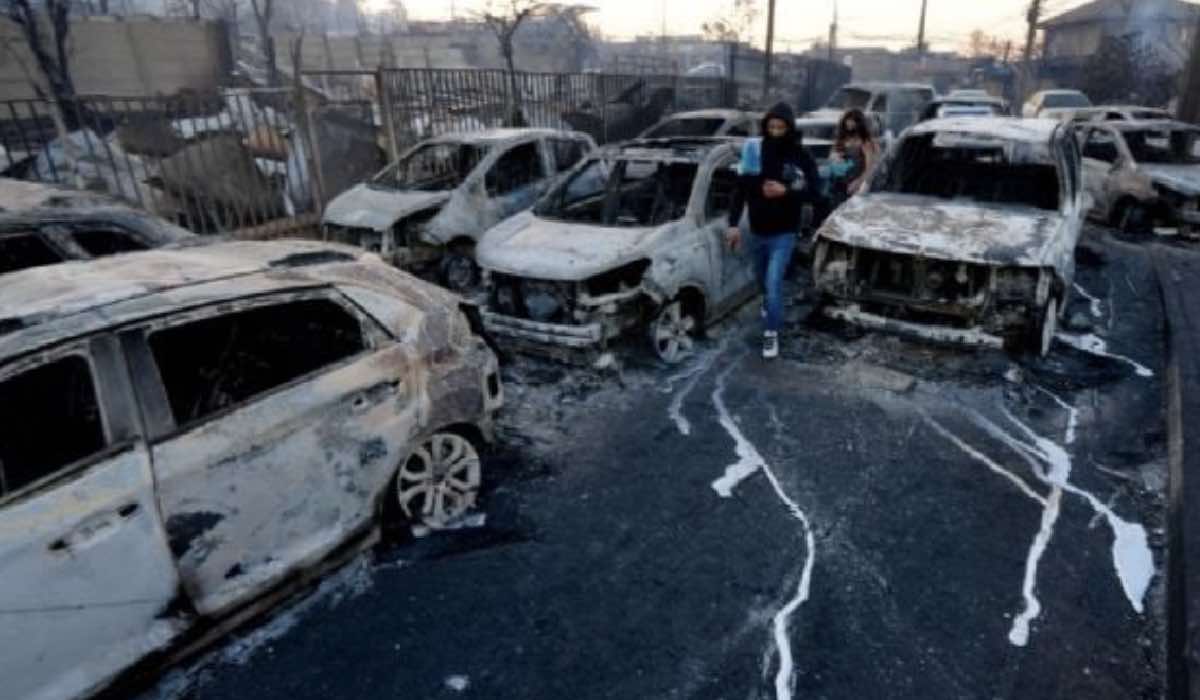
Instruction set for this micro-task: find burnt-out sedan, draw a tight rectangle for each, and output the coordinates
[0,240,502,700]
[321,129,595,292]
[813,118,1087,356]
[476,138,757,364]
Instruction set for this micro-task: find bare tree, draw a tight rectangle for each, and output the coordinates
[4,0,76,110]
[701,0,758,43]
[478,0,548,125]
[249,0,278,85]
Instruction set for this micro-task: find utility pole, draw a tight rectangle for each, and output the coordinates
[916,0,928,56]
[828,0,838,63]
[1020,0,1042,107]
[1180,13,1200,123]
[763,0,777,100]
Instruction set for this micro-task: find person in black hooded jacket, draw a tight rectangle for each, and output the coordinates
[725,102,820,359]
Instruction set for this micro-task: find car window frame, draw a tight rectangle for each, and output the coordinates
[121,288,390,442]
[0,333,143,508]
[485,139,548,198]
[40,222,152,260]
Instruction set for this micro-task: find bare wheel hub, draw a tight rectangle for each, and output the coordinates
[396,433,482,529]
[651,300,696,364]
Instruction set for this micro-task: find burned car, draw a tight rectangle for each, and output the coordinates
[637,109,762,139]
[322,128,595,291]
[475,138,756,363]
[1075,120,1200,237]
[813,118,1087,356]
[0,180,194,276]
[0,240,502,700]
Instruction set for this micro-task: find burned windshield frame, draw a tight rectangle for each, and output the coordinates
[372,142,491,191]
[1123,129,1200,165]
[535,156,699,227]
[826,88,872,111]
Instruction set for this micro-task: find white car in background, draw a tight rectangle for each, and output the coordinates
[637,109,762,139]
[1023,89,1093,121]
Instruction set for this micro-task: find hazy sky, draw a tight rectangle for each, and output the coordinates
[392,0,1097,52]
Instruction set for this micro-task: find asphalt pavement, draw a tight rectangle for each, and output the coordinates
[139,227,1171,700]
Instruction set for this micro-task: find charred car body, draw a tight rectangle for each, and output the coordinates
[1075,120,1200,237]
[813,118,1087,356]
[637,109,762,139]
[321,128,595,291]
[476,138,756,363]
[0,241,502,700]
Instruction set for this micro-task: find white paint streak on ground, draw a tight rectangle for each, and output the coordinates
[445,675,471,692]
[1073,283,1104,319]
[704,355,816,700]
[1035,387,1080,445]
[991,410,1154,614]
[710,361,766,497]
[668,346,723,437]
[1056,332,1154,378]
[920,413,1048,506]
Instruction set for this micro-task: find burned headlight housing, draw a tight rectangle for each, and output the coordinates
[585,260,651,297]
[993,267,1048,304]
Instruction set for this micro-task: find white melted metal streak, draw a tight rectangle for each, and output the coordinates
[926,395,1153,648]
[1057,332,1154,378]
[706,361,815,700]
[1073,283,1104,319]
[667,346,722,437]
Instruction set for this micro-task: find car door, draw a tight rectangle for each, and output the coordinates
[1080,126,1122,219]
[699,154,756,305]
[124,290,423,617]
[0,335,186,700]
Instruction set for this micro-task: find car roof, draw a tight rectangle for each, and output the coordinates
[0,178,117,213]
[1037,89,1088,96]
[602,138,738,162]
[429,128,573,144]
[656,109,759,121]
[1108,119,1199,131]
[908,117,1063,143]
[842,82,935,92]
[0,206,194,242]
[0,240,438,360]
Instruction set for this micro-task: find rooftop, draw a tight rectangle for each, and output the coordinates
[1040,0,1200,28]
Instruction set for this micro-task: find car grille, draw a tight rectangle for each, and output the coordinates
[854,250,989,303]
[489,274,578,324]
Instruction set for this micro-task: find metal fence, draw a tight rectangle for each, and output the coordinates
[0,67,739,234]
[366,68,734,157]
[0,89,330,236]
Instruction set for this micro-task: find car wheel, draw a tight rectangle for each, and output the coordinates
[1117,202,1151,235]
[649,299,697,364]
[440,243,479,293]
[1027,296,1059,358]
[395,432,482,529]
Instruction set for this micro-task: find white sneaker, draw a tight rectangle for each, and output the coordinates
[763,331,779,359]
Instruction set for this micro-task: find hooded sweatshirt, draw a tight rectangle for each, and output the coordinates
[726,102,820,236]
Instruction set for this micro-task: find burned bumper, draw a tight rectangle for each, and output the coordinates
[481,312,604,348]
[823,304,1003,348]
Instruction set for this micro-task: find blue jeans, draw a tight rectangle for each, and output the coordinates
[748,231,796,332]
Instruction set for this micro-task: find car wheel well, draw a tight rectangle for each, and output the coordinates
[376,423,487,539]
[676,286,707,327]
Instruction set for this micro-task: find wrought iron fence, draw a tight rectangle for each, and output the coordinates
[0,89,330,237]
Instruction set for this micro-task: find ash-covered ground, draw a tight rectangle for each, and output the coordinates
[140,226,1170,700]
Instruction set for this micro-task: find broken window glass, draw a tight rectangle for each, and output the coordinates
[705,164,740,221]
[148,298,366,427]
[551,139,587,173]
[1043,93,1091,109]
[1083,130,1119,163]
[825,88,872,111]
[875,134,1060,211]
[485,142,546,196]
[374,142,490,192]
[0,233,65,274]
[71,229,149,257]
[1124,129,1200,165]
[537,158,698,227]
[642,118,726,139]
[0,355,106,497]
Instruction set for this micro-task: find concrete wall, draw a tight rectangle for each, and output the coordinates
[0,16,229,101]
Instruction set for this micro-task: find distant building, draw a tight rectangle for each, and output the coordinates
[1039,0,1200,86]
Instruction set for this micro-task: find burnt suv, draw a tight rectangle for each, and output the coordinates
[813,118,1087,356]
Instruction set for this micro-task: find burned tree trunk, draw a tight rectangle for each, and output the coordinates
[5,0,77,123]
[249,0,279,86]
[1181,15,1200,124]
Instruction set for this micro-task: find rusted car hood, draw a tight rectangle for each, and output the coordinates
[322,184,450,232]
[476,211,657,281]
[1140,165,1200,197]
[819,193,1065,267]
